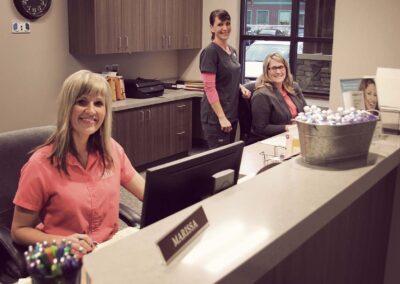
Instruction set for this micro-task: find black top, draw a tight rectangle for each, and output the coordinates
[199,43,241,124]
[251,82,307,138]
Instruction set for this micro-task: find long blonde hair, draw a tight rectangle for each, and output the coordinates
[45,70,113,175]
[255,52,295,95]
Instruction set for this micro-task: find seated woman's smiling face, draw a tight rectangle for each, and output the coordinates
[71,92,106,139]
[267,59,286,86]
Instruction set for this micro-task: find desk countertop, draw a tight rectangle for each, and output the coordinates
[83,135,400,284]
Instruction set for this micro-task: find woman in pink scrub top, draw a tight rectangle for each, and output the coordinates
[11,70,145,255]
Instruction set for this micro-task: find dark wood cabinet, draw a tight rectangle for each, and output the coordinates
[144,0,180,51]
[179,0,202,49]
[113,100,192,168]
[68,0,145,54]
[68,0,201,54]
[169,100,192,154]
[112,106,147,166]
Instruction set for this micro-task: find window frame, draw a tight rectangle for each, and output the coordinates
[239,0,334,98]
[247,10,252,25]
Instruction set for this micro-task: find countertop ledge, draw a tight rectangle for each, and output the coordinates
[112,89,203,112]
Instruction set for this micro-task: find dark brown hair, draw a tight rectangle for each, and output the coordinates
[358,78,375,92]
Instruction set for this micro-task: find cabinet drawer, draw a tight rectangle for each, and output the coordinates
[169,100,192,154]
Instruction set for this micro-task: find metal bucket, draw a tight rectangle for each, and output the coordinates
[296,120,377,165]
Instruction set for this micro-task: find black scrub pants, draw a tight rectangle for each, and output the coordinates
[202,121,238,149]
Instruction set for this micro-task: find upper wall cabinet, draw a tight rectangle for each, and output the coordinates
[179,0,202,49]
[68,0,202,55]
[68,0,145,54]
[144,0,179,51]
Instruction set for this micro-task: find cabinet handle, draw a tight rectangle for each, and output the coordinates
[162,35,165,48]
[140,110,144,122]
[168,35,171,48]
[146,109,151,121]
[118,36,122,50]
[124,35,128,50]
[177,104,186,109]
[176,131,186,135]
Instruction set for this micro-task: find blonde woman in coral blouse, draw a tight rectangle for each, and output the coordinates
[11,70,145,255]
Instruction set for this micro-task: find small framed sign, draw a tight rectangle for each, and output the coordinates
[340,77,379,113]
[157,206,209,263]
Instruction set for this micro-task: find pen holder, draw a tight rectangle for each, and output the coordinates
[25,240,82,284]
[31,269,80,284]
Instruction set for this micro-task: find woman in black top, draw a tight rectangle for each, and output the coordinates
[199,9,250,149]
[251,52,307,139]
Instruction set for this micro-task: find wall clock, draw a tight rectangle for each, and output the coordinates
[13,0,52,20]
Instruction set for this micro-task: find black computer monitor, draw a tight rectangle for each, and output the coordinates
[140,141,244,228]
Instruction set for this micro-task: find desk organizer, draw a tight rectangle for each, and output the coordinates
[25,240,81,284]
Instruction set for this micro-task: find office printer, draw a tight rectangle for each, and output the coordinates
[125,78,164,99]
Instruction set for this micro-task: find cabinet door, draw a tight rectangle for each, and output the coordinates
[169,100,192,154]
[94,0,123,54]
[147,103,171,162]
[164,0,180,50]
[179,0,202,49]
[144,0,165,51]
[113,108,148,167]
[122,0,145,52]
[144,0,181,51]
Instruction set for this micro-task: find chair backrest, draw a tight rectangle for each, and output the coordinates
[0,126,55,229]
[238,81,256,144]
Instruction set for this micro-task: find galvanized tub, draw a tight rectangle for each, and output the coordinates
[296,120,377,165]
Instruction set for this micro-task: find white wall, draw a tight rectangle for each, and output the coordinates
[0,1,81,133]
[0,1,179,133]
[179,0,241,81]
[330,0,400,109]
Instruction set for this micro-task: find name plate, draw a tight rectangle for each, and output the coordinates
[157,206,208,263]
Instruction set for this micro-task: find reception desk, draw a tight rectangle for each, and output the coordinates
[83,134,400,284]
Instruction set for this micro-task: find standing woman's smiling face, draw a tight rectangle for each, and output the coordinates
[70,92,106,140]
[211,16,231,42]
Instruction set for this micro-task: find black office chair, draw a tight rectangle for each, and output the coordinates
[0,126,55,282]
[238,81,262,145]
[0,126,140,283]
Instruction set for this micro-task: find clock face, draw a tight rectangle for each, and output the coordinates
[13,0,52,20]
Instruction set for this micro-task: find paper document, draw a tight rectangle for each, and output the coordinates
[260,135,286,147]
[260,130,300,160]
[376,67,400,110]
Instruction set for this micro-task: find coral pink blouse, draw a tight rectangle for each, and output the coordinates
[13,139,136,243]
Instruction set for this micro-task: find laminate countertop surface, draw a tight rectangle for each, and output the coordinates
[112,89,203,112]
[83,134,400,284]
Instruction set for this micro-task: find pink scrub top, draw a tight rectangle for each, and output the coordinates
[13,139,136,243]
